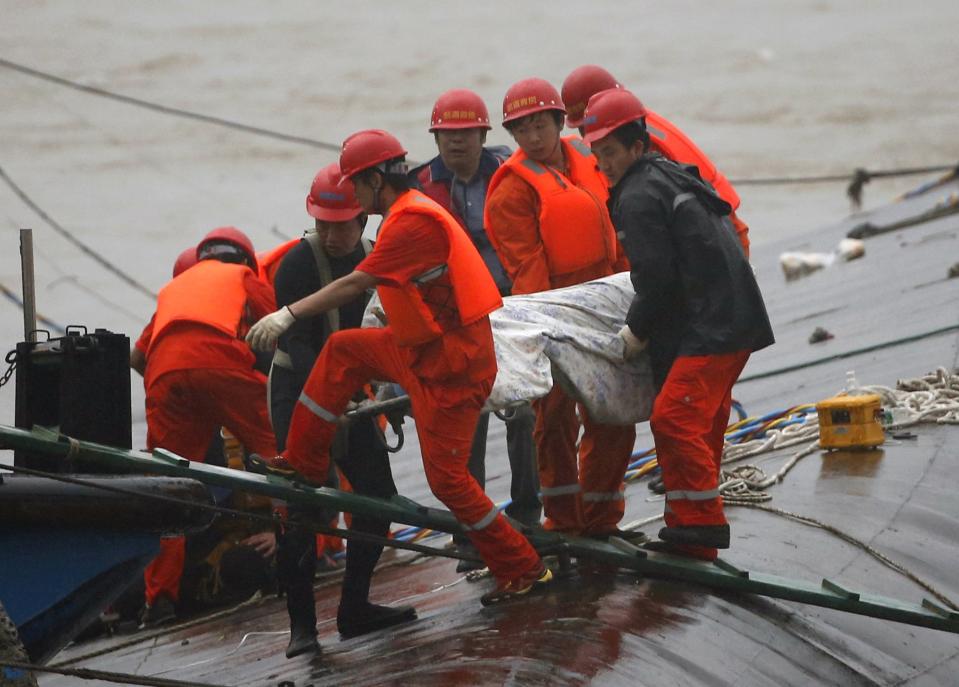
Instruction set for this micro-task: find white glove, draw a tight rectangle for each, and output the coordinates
[618,325,647,361]
[246,306,296,351]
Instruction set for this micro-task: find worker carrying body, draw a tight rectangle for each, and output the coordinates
[582,88,774,559]
[131,227,278,625]
[562,64,751,256]
[268,162,413,657]
[246,129,551,606]
[484,77,636,539]
[410,88,542,567]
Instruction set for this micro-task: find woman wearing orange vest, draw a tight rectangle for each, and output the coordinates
[562,64,751,257]
[484,78,637,539]
[135,227,278,625]
[245,129,549,607]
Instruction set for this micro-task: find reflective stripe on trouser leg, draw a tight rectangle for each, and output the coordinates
[533,385,584,532]
[578,407,634,534]
[651,353,748,527]
[414,381,541,585]
[284,328,403,482]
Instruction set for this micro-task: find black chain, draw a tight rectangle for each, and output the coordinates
[0,350,16,388]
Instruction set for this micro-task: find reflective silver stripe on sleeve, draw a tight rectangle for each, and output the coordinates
[673,192,695,211]
[466,506,500,531]
[297,392,338,423]
[647,124,665,140]
[582,490,625,502]
[412,264,448,284]
[540,483,581,497]
[665,488,721,502]
[673,193,696,212]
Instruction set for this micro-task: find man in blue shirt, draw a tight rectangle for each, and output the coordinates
[411,89,542,568]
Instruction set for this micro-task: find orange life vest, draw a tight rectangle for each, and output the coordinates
[150,260,251,352]
[486,136,618,280]
[257,238,299,285]
[377,190,502,347]
[646,110,740,211]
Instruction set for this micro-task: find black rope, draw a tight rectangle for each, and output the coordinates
[0,57,341,153]
[0,163,157,300]
[0,660,223,687]
[0,461,478,563]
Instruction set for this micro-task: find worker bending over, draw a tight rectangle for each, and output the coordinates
[132,227,277,624]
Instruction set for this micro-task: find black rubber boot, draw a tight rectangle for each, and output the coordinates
[658,524,730,548]
[286,623,320,658]
[336,601,418,639]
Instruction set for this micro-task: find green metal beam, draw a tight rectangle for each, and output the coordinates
[2,423,957,634]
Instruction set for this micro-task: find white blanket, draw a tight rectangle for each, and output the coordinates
[364,272,655,425]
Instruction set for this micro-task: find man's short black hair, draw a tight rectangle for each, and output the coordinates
[355,156,410,193]
[612,120,650,151]
[503,109,565,133]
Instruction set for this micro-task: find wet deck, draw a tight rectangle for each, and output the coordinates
[41,177,959,685]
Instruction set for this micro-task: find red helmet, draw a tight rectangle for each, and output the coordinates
[501,77,565,126]
[172,246,198,278]
[196,226,258,272]
[581,89,648,146]
[306,163,363,222]
[429,89,492,131]
[561,65,622,129]
[339,129,408,179]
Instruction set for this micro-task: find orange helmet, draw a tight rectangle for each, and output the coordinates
[581,89,648,145]
[172,246,198,278]
[561,65,622,129]
[501,77,565,126]
[306,163,363,222]
[196,226,258,272]
[339,129,408,179]
[430,89,492,131]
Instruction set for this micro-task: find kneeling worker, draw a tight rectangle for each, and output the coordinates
[247,129,550,605]
[582,89,774,559]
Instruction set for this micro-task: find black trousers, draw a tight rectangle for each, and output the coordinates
[271,366,397,629]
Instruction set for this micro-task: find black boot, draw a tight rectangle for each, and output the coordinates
[286,622,320,658]
[658,524,730,548]
[336,601,417,639]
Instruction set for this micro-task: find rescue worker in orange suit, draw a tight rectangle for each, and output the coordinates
[269,163,410,657]
[409,88,542,568]
[562,64,751,257]
[484,77,636,539]
[246,129,551,605]
[133,226,278,625]
[582,88,774,559]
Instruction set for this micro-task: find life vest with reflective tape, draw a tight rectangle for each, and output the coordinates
[150,260,251,352]
[645,110,740,210]
[376,190,502,346]
[257,238,300,285]
[486,136,618,279]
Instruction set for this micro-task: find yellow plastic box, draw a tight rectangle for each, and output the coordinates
[815,393,886,449]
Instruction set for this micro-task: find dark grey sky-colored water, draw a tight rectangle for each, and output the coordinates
[1,0,957,440]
